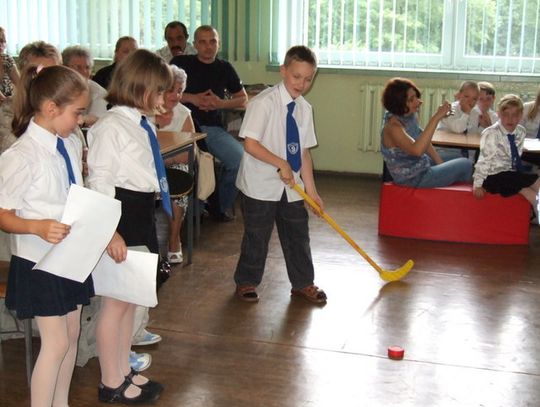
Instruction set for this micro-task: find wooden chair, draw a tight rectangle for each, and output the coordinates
[0,279,34,386]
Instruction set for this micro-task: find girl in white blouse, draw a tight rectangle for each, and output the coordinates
[0,65,91,407]
[87,49,171,404]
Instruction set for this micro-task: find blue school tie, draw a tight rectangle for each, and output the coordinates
[507,133,524,172]
[56,138,76,185]
[286,101,301,172]
[536,125,540,139]
[140,116,173,217]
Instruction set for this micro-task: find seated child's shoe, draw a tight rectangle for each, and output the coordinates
[291,285,327,304]
[236,285,259,302]
[129,351,152,372]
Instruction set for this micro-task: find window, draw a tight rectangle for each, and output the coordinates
[271,0,540,75]
[0,0,213,60]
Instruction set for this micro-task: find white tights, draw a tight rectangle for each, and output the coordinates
[32,306,82,407]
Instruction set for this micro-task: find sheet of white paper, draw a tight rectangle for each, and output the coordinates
[524,138,540,152]
[92,247,158,307]
[34,184,121,282]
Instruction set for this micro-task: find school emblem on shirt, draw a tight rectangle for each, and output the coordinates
[287,142,299,155]
[160,177,169,193]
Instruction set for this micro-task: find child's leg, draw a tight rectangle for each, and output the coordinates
[167,204,184,253]
[275,197,315,290]
[96,297,142,398]
[52,305,82,407]
[234,194,276,286]
[519,187,539,206]
[32,315,70,407]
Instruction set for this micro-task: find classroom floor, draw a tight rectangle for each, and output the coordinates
[1,174,540,406]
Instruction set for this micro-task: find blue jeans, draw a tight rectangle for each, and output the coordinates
[416,157,472,188]
[234,193,315,290]
[200,126,243,212]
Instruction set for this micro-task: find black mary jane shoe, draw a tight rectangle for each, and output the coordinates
[98,378,160,404]
[126,368,164,396]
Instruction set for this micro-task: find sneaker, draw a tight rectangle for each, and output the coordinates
[129,351,152,372]
[132,329,162,346]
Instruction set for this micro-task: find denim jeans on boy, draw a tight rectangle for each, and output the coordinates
[416,157,472,188]
[234,192,315,290]
[200,125,243,213]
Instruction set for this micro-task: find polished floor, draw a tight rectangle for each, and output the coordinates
[1,174,540,406]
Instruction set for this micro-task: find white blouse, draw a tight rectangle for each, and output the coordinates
[87,105,160,197]
[0,119,83,262]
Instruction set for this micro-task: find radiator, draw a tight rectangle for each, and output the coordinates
[358,84,455,152]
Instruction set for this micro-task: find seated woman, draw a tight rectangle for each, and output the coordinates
[154,65,195,264]
[380,77,472,188]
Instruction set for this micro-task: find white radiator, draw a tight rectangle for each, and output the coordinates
[358,84,455,152]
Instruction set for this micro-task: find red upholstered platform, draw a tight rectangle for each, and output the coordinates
[378,182,531,244]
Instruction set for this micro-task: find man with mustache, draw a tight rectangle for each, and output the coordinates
[156,21,197,63]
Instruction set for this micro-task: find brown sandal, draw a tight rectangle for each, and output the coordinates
[236,285,259,302]
[291,285,327,304]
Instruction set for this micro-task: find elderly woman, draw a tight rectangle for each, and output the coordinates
[381,77,472,188]
[154,65,195,264]
[62,45,107,127]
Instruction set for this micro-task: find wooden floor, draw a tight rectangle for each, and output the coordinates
[2,174,540,406]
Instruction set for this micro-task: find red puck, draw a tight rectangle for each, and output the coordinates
[387,346,405,360]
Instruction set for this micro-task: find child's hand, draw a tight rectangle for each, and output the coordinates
[278,163,294,185]
[107,232,127,263]
[35,219,71,244]
[478,113,492,129]
[306,191,324,217]
[473,187,485,199]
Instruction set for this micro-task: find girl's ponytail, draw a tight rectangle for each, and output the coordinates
[11,65,40,138]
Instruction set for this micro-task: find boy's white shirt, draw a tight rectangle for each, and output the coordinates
[235,82,317,202]
[468,106,498,134]
[437,101,470,133]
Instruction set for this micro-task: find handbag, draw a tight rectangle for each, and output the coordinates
[196,148,216,200]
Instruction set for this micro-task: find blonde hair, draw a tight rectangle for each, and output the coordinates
[17,41,61,70]
[497,94,523,113]
[107,49,172,112]
[458,80,479,94]
[528,86,540,120]
[12,65,88,137]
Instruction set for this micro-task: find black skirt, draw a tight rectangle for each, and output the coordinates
[5,256,94,319]
[114,187,159,254]
[483,171,539,197]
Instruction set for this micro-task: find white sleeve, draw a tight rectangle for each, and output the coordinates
[473,129,498,188]
[0,149,32,210]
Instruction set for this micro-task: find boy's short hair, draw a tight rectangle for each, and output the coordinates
[497,94,523,113]
[478,81,496,96]
[18,41,62,69]
[194,25,218,41]
[382,77,421,116]
[458,80,480,93]
[283,46,317,68]
[107,49,173,112]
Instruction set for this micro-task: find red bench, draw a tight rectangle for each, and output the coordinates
[378,182,531,244]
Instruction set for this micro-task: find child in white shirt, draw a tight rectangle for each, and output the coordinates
[469,81,498,134]
[473,94,540,205]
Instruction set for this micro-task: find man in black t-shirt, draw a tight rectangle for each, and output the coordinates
[171,25,248,221]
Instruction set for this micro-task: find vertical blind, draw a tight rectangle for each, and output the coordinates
[0,0,214,59]
[271,0,540,74]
